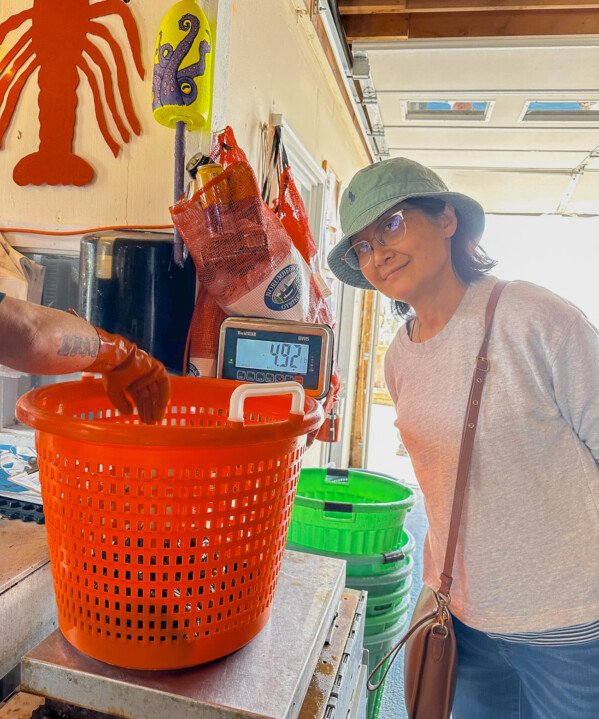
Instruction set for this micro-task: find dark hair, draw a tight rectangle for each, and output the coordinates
[391,197,496,319]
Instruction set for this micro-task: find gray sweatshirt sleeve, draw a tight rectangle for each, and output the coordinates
[551,313,599,465]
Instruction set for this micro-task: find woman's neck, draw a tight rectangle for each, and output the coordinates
[410,274,468,343]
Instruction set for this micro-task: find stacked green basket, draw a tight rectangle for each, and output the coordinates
[287,468,417,719]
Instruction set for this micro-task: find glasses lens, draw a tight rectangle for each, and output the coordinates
[342,247,360,270]
[378,211,406,246]
[343,241,372,270]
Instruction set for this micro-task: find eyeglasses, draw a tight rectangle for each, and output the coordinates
[342,210,407,271]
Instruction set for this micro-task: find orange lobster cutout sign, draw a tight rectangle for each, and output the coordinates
[0,0,145,186]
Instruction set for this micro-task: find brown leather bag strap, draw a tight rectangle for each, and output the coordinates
[438,280,509,598]
[367,606,440,691]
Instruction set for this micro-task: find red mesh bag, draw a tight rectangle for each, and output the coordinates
[184,285,227,377]
[174,127,338,419]
[273,163,340,416]
[274,167,318,267]
[184,126,250,376]
[172,160,314,320]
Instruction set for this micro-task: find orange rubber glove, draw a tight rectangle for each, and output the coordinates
[86,328,170,425]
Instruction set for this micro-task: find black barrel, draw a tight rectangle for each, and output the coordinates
[79,231,195,374]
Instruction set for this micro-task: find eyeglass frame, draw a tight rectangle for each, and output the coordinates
[341,207,408,270]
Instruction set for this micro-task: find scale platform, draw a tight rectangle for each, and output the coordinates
[21,550,346,719]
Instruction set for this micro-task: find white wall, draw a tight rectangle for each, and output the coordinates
[221,0,369,181]
[1,0,187,251]
[0,0,368,249]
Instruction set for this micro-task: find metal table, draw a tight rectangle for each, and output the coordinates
[0,518,57,681]
[21,550,346,719]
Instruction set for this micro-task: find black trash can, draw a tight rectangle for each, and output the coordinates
[79,231,195,374]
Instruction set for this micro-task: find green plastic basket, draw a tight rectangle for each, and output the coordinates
[287,528,416,578]
[346,555,414,597]
[365,594,411,637]
[366,576,413,618]
[368,671,387,719]
[288,468,416,555]
[365,615,409,719]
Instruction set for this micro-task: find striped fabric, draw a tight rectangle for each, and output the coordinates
[487,619,599,646]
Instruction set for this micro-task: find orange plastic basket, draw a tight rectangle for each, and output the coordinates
[16,377,323,670]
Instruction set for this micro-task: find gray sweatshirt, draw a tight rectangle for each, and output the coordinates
[384,275,599,633]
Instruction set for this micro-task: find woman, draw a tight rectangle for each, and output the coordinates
[327,157,599,718]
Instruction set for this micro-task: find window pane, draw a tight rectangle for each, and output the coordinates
[406,100,490,120]
[523,100,599,121]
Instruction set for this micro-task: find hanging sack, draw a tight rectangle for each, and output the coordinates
[273,159,336,332]
[172,144,313,322]
[272,139,318,266]
[368,281,508,719]
[183,285,227,377]
[172,127,335,387]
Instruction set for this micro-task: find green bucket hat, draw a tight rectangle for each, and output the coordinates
[327,157,485,290]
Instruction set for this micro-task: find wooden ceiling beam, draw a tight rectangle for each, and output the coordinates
[339,1,405,14]
[343,9,599,41]
[339,1,599,14]
[343,15,409,41]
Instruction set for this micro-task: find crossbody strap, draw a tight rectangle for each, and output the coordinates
[438,280,508,598]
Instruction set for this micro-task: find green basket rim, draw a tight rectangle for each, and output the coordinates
[287,528,415,565]
[364,614,410,650]
[295,469,416,514]
[346,555,414,590]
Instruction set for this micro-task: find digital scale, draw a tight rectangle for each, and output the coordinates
[217,318,334,399]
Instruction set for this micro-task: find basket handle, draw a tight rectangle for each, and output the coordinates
[325,468,349,482]
[228,381,305,424]
[322,500,355,522]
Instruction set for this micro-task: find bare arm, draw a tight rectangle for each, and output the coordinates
[0,294,99,374]
[0,294,170,424]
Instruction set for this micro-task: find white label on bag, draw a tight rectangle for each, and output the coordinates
[189,358,217,377]
[221,251,312,321]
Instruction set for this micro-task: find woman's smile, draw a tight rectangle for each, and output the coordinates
[381,259,410,282]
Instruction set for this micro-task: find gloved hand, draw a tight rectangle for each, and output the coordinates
[86,328,170,425]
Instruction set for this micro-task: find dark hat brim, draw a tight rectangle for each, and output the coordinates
[327,191,485,290]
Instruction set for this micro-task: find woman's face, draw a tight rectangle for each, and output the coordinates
[353,203,458,304]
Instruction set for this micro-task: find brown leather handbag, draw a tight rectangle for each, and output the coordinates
[368,280,508,719]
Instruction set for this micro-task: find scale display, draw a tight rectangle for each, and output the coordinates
[236,338,310,374]
[217,318,334,398]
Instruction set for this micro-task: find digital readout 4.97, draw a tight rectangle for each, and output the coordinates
[236,338,309,374]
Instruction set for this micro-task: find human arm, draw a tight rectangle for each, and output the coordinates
[0,293,100,374]
[551,313,599,465]
[0,294,170,424]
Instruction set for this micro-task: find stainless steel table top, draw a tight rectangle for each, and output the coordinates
[22,549,346,719]
[0,516,57,678]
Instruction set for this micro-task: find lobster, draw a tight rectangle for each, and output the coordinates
[0,0,145,186]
